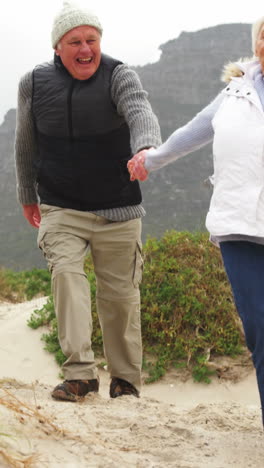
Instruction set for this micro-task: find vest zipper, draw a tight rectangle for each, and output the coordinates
[67,79,75,141]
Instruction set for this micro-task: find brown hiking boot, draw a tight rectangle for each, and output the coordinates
[109,377,140,398]
[51,379,99,401]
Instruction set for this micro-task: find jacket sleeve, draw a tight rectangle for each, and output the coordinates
[14,71,39,205]
[110,64,162,154]
[144,93,224,172]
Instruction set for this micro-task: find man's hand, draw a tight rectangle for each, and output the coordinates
[127,150,149,181]
[22,204,41,228]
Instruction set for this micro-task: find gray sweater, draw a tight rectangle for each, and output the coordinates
[15,62,162,221]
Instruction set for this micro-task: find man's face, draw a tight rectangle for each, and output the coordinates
[55,25,102,80]
[255,23,264,72]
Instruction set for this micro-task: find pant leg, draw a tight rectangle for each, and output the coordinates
[91,218,143,391]
[220,240,264,424]
[37,205,97,381]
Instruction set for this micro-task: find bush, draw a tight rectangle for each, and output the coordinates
[27,231,243,383]
[0,268,51,302]
[140,231,242,382]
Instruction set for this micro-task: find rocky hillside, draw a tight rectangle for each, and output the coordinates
[0,23,252,269]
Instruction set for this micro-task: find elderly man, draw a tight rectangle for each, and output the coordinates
[15,1,161,401]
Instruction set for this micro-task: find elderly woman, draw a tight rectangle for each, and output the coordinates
[128,16,264,426]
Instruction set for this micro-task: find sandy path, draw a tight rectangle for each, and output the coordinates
[0,298,263,468]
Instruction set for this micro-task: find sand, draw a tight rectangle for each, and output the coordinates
[0,297,263,468]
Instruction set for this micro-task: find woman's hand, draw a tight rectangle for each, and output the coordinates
[127,150,149,181]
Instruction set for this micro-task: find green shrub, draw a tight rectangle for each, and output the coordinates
[27,230,243,383]
[0,268,51,302]
[140,231,242,382]
[27,295,55,329]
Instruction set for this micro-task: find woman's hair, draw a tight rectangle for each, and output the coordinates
[252,17,264,55]
[221,17,264,82]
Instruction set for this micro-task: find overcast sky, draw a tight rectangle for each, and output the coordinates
[0,0,261,124]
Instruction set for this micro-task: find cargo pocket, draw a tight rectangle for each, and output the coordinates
[37,228,45,251]
[132,241,144,288]
[36,230,55,274]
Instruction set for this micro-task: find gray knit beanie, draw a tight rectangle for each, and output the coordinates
[51,1,103,49]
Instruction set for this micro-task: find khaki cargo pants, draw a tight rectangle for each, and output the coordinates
[37,204,143,391]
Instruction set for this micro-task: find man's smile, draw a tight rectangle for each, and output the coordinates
[77,57,93,64]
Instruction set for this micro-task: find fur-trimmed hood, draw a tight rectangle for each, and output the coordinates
[221,56,259,83]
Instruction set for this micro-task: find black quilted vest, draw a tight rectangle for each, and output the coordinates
[32,54,141,210]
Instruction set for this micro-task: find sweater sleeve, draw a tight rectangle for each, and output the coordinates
[111,64,162,154]
[14,71,39,205]
[145,92,224,172]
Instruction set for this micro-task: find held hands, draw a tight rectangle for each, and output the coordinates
[22,204,41,228]
[127,150,149,181]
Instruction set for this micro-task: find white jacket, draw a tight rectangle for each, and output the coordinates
[206,60,264,237]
